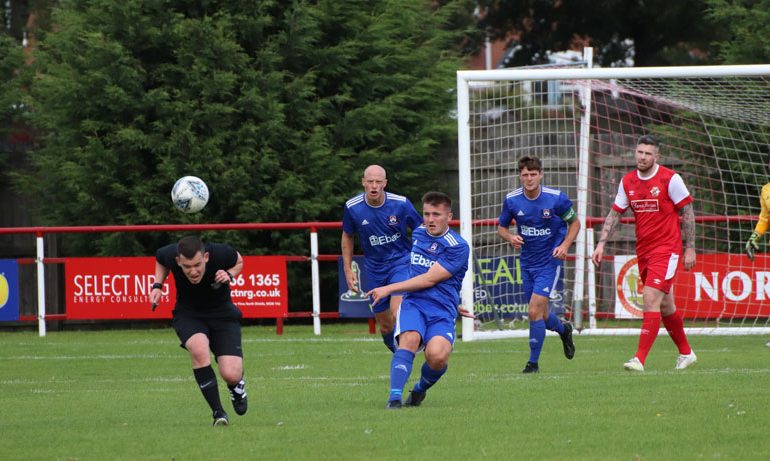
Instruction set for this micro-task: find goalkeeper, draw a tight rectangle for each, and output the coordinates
[744,183,770,262]
[744,181,770,347]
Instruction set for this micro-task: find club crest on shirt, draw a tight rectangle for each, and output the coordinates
[650,186,660,197]
[429,242,438,252]
[388,215,399,225]
[541,209,552,219]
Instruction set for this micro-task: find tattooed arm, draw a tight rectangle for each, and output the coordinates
[681,203,697,270]
[591,209,622,267]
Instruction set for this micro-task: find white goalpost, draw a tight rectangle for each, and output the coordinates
[457,49,770,341]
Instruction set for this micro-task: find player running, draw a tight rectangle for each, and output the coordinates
[368,192,473,408]
[592,135,698,371]
[498,156,579,374]
[150,236,248,426]
[342,165,422,352]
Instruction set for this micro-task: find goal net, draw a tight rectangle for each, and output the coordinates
[457,52,770,340]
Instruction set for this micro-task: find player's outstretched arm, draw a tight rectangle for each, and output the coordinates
[367,262,452,305]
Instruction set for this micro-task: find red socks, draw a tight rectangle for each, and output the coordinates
[662,311,692,355]
[635,312,661,364]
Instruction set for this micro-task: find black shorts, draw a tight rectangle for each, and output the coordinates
[172,303,243,358]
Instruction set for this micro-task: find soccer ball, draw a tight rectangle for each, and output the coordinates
[171,176,209,213]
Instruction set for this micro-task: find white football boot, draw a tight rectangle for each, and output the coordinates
[675,351,698,370]
[623,357,645,372]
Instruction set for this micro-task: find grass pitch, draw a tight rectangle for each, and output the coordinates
[1,324,769,460]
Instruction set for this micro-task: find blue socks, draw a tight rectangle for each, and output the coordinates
[382,331,396,353]
[412,362,447,393]
[528,319,546,363]
[389,349,415,402]
[544,312,565,335]
[528,314,565,364]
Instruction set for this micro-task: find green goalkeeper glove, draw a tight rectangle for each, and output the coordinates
[745,232,760,261]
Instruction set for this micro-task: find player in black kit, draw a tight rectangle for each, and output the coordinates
[150,235,247,426]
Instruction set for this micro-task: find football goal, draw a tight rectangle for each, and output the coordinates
[457,49,770,340]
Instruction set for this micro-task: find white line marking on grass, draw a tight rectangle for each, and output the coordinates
[240,374,381,381]
[3,354,172,360]
[273,365,308,370]
[454,367,770,383]
[141,376,189,383]
[2,378,74,385]
[243,338,379,344]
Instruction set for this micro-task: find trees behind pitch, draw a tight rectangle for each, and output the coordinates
[15,0,476,257]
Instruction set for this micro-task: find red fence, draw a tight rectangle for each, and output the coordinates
[1,215,756,336]
[0,222,352,336]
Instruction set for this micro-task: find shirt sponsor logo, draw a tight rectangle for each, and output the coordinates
[519,225,552,237]
[411,253,436,268]
[630,199,659,212]
[369,232,401,246]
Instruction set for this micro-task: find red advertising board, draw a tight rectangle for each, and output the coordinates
[614,253,770,319]
[65,256,288,320]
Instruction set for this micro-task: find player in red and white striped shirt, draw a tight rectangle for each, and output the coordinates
[591,135,698,372]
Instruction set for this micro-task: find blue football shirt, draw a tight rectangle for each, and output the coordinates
[403,225,469,317]
[498,186,573,268]
[342,192,422,273]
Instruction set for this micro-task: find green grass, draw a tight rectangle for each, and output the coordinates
[1,325,770,460]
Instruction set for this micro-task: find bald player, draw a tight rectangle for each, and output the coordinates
[341,165,422,352]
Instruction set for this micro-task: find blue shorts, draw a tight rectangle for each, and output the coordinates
[394,298,456,350]
[365,263,410,314]
[522,261,563,302]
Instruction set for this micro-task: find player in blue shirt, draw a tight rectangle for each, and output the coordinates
[368,191,473,409]
[498,156,579,373]
[342,165,422,352]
